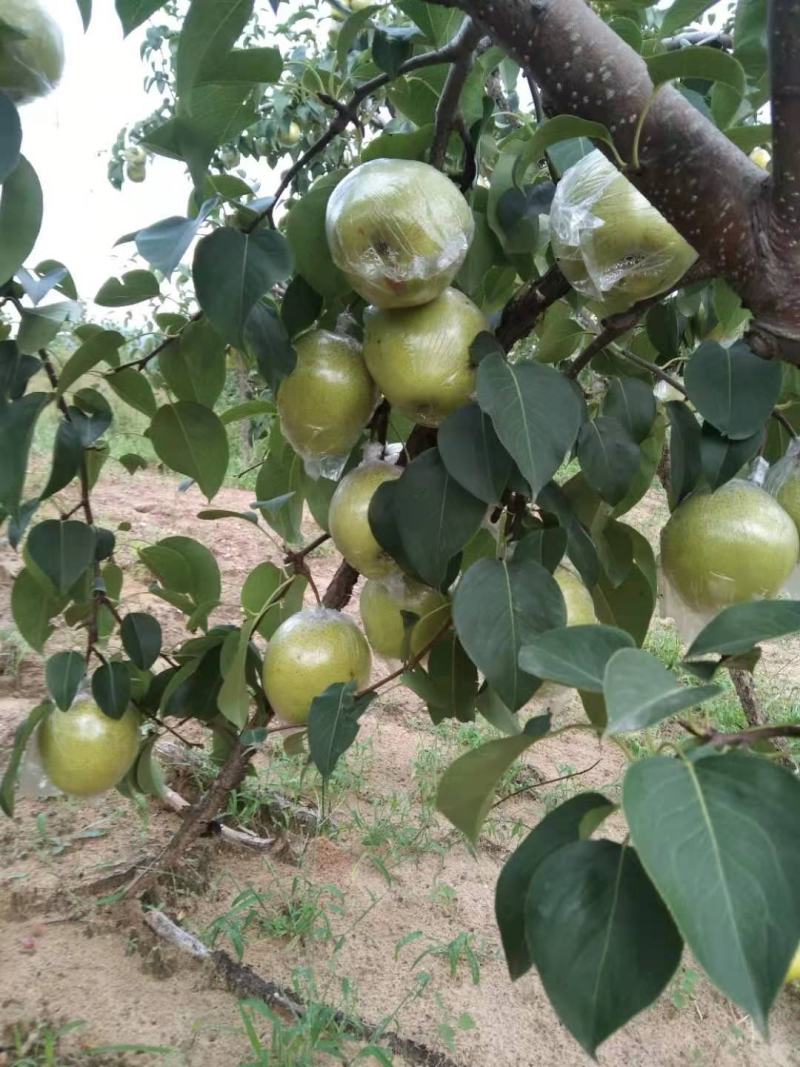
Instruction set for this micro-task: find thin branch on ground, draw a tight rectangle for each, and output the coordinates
[144,909,464,1067]
[160,787,276,850]
[429,20,482,170]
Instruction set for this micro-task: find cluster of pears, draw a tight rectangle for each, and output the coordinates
[266,158,486,724]
[660,458,800,621]
[0,0,63,104]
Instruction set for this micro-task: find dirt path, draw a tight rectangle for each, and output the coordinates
[2,471,799,1066]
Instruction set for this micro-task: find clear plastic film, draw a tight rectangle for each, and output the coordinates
[363,287,487,428]
[277,329,379,480]
[766,440,800,596]
[325,158,475,309]
[653,378,684,404]
[659,477,800,644]
[0,0,65,105]
[17,676,93,800]
[549,150,698,315]
[359,573,450,664]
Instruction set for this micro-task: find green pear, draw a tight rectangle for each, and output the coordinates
[38,700,140,797]
[537,566,597,704]
[277,330,377,469]
[770,463,800,537]
[363,288,486,427]
[360,576,450,659]
[126,161,146,184]
[660,480,799,612]
[325,159,474,308]
[0,0,64,104]
[262,608,372,725]
[328,460,402,578]
[278,121,302,146]
[550,150,697,315]
[787,945,800,983]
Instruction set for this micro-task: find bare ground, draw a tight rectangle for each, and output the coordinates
[1,470,799,1067]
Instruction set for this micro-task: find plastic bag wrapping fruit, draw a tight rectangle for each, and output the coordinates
[363,287,486,427]
[0,0,65,104]
[325,158,475,309]
[766,439,800,595]
[359,573,450,664]
[549,150,697,315]
[659,474,800,643]
[277,330,379,480]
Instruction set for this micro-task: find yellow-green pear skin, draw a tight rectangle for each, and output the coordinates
[262,608,372,725]
[774,467,800,538]
[550,150,697,315]
[363,288,487,427]
[555,567,598,625]
[38,701,140,797]
[277,330,377,464]
[787,945,800,983]
[328,460,402,579]
[0,0,64,104]
[660,481,799,613]
[360,577,450,658]
[325,159,474,308]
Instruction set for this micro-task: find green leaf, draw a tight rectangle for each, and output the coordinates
[603,648,719,734]
[176,0,253,95]
[0,393,50,517]
[519,625,634,693]
[336,5,380,69]
[106,368,157,419]
[577,417,642,506]
[27,520,96,596]
[646,47,746,121]
[11,569,66,652]
[454,556,566,711]
[118,453,147,476]
[526,841,683,1055]
[665,399,702,507]
[17,302,76,355]
[436,716,550,844]
[159,319,226,408]
[426,634,479,722]
[115,0,166,35]
[244,302,296,394]
[391,450,486,587]
[496,792,614,979]
[372,27,413,76]
[92,661,131,720]
[95,270,160,308]
[207,47,283,84]
[0,702,51,817]
[45,651,85,711]
[70,388,113,447]
[75,0,92,29]
[661,0,719,36]
[135,201,216,278]
[193,226,292,349]
[219,399,274,425]
[477,354,583,500]
[281,274,322,339]
[623,753,800,1031]
[514,116,621,186]
[149,402,228,500]
[285,171,351,300]
[686,600,800,658]
[0,157,42,286]
[361,125,434,163]
[217,621,256,729]
[603,377,656,444]
[700,421,762,490]
[157,535,221,608]
[0,91,21,183]
[121,613,162,670]
[255,422,304,545]
[534,301,585,364]
[56,329,124,396]
[475,686,522,736]
[685,341,781,440]
[308,681,376,780]
[438,403,512,505]
[726,123,772,152]
[513,528,568,573]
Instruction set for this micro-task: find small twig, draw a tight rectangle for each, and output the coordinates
[565,309,646,379]
[107,312,202,375]
[356,618,452,698]
[429,21,482,170]
[496,265,571,350]
[285,532,330,565]
[689,722,800,749]
[490,758,602,810]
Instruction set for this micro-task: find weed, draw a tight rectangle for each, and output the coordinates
[395,929,489,985]
[669,966,701,1011]
[0,626,28,681]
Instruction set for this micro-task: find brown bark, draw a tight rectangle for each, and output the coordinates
[427,0,800,364]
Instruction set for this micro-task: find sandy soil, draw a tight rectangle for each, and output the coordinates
[1,470,799,1067]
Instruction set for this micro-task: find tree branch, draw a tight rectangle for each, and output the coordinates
[496,264,570,350]
[429,20,483,170]
[768,0,800,246]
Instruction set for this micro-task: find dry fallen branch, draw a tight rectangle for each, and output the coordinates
[144,909,465,1067]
